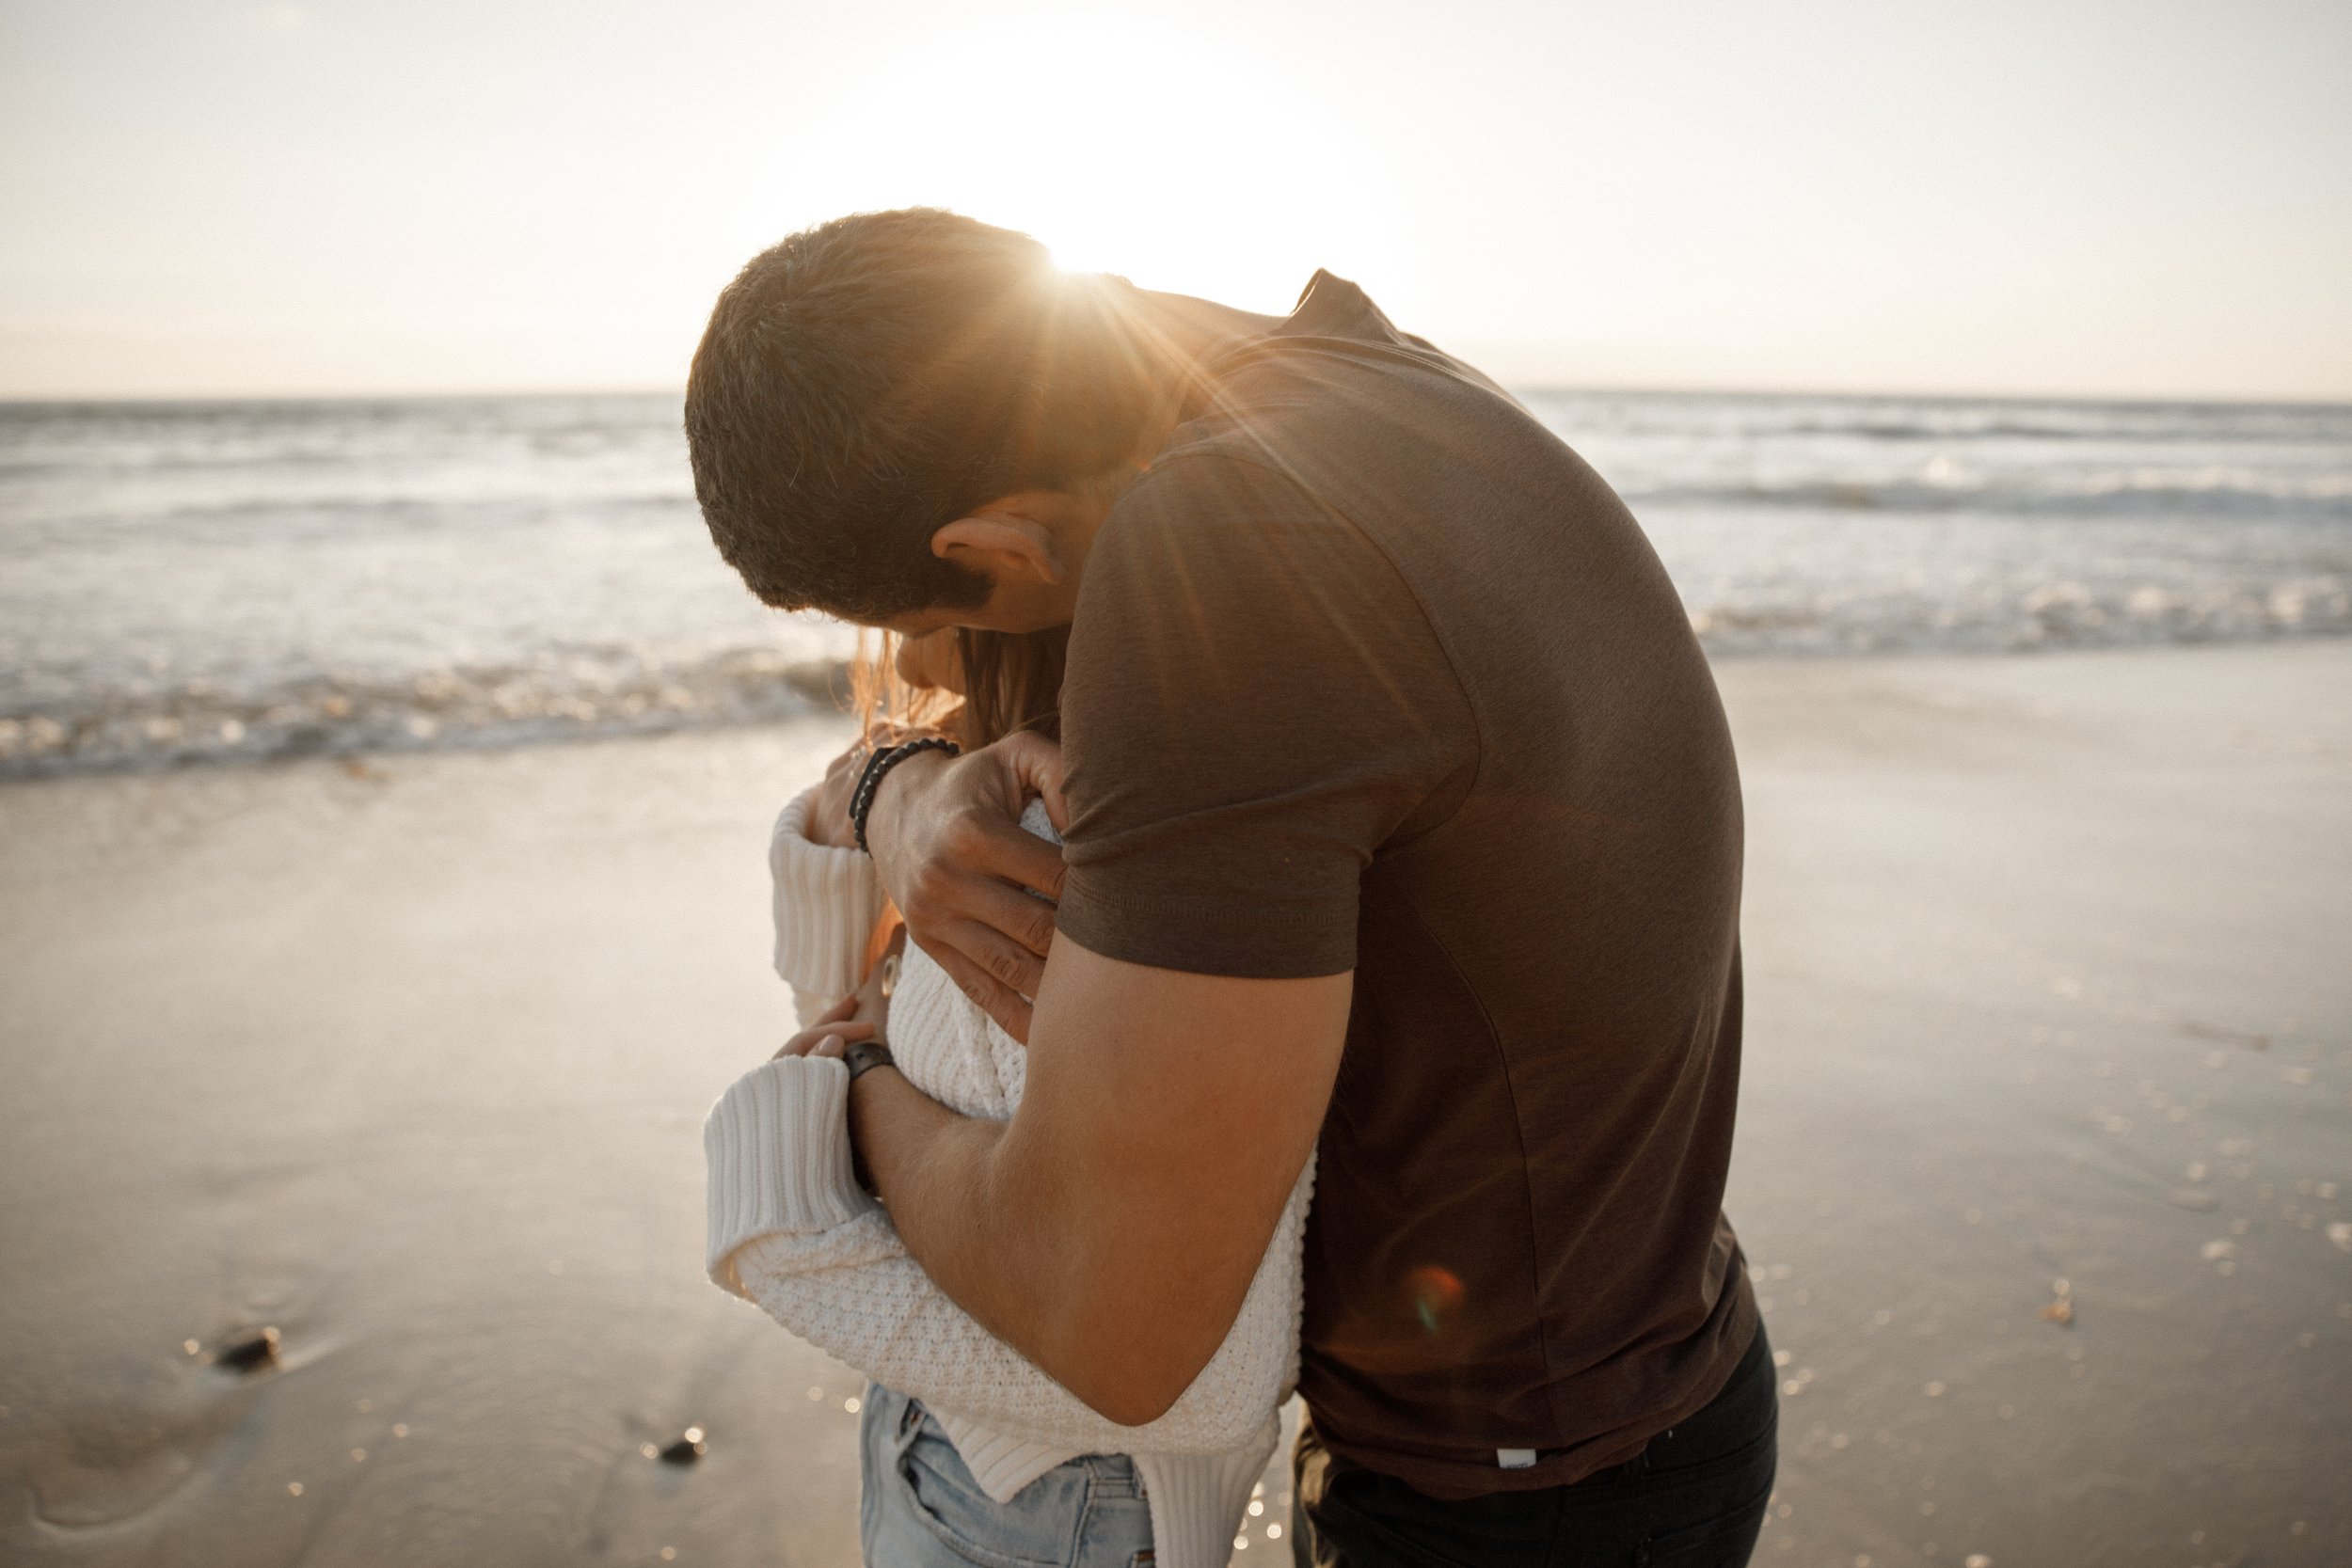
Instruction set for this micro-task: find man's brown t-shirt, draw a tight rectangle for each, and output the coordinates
[1054,274,1756,1500]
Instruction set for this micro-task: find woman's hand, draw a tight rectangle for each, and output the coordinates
[772,927,905,1060]
[773,994,877,1061]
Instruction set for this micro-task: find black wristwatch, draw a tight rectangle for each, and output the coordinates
[841,1038,897,1084]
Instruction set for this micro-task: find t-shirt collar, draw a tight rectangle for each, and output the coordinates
[1182,270,1410,410]
[1271,269,1406,347]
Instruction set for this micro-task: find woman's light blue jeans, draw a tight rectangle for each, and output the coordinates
[859,1383,1157,1568]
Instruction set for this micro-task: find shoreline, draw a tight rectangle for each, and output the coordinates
[2,639,2345,1566]
[8,631,2349,784]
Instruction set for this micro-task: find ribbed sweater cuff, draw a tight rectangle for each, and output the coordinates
[770,787,888,1001]
[1134,1420,1283,1568]
[930,1412,1079,1504]
[703,1055,877,1296]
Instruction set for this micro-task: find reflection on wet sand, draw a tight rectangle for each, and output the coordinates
[1722,643,2350,1567]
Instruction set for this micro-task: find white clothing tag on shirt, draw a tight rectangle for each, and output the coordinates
[1496,1448,1538,1469]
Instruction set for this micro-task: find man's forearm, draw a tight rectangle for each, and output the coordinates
[845,1069,1060,1369]
[846,936,1349,1427]
[847,1062,1216,1426]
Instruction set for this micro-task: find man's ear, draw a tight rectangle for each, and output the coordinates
[931,501,1069,587]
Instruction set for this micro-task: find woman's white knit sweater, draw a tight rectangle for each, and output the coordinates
[705,787,1314,1568]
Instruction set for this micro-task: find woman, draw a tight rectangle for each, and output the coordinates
[703,626,1312,1568]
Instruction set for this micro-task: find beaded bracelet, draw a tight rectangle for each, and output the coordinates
[850,736,961,853]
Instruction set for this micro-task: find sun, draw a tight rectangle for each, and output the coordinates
[791,17,1403,313]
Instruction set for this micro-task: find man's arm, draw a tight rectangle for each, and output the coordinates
[850,931,1347,1425]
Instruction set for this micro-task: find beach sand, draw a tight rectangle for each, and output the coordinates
[2,641,2344,1566]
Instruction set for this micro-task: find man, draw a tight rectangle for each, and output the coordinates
[687,208,1771,1566]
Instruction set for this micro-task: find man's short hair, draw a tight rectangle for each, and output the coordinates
[686,208,1159,622]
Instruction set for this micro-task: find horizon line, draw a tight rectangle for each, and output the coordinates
[4,381,2348,412]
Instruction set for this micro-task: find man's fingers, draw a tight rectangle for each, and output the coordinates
[999,731,1071,835]
[809,1033,848,1059]
[865,734,1064,1013]
[963,879,1059,963]
[940,912,1047,1001]
[925,939,1037,1045]
[968,813,1067,904]
[976,982,1036,1045]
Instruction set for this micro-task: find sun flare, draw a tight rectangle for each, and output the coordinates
[796,18,1403,312]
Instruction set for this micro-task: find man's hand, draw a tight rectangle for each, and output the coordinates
[804,741,867,850]
[864,732,1069,1041]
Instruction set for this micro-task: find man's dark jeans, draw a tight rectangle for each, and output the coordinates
[1291,1325,1778,1568]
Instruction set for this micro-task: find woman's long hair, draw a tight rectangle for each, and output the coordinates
[852,626,1067,752]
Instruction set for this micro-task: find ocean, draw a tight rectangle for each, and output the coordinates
[2,390,2345,777]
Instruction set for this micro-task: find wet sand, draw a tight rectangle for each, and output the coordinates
[1724,641,2350,1567]
[2,641,2345,1566]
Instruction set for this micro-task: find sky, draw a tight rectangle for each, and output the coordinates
[2,0,2347,401]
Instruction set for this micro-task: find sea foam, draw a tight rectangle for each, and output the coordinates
[3,390,2345,775]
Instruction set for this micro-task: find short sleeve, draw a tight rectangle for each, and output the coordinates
[1056,453,1472,978]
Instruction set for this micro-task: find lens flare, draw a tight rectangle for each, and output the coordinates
[1406,1265,1465,1335]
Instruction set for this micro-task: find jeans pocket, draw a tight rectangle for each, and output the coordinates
[884,1402,1083,1568]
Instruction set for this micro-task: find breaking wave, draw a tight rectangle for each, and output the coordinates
[4,388,2346,777]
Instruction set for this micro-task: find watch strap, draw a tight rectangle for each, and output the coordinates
[841,1038,897,1084]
